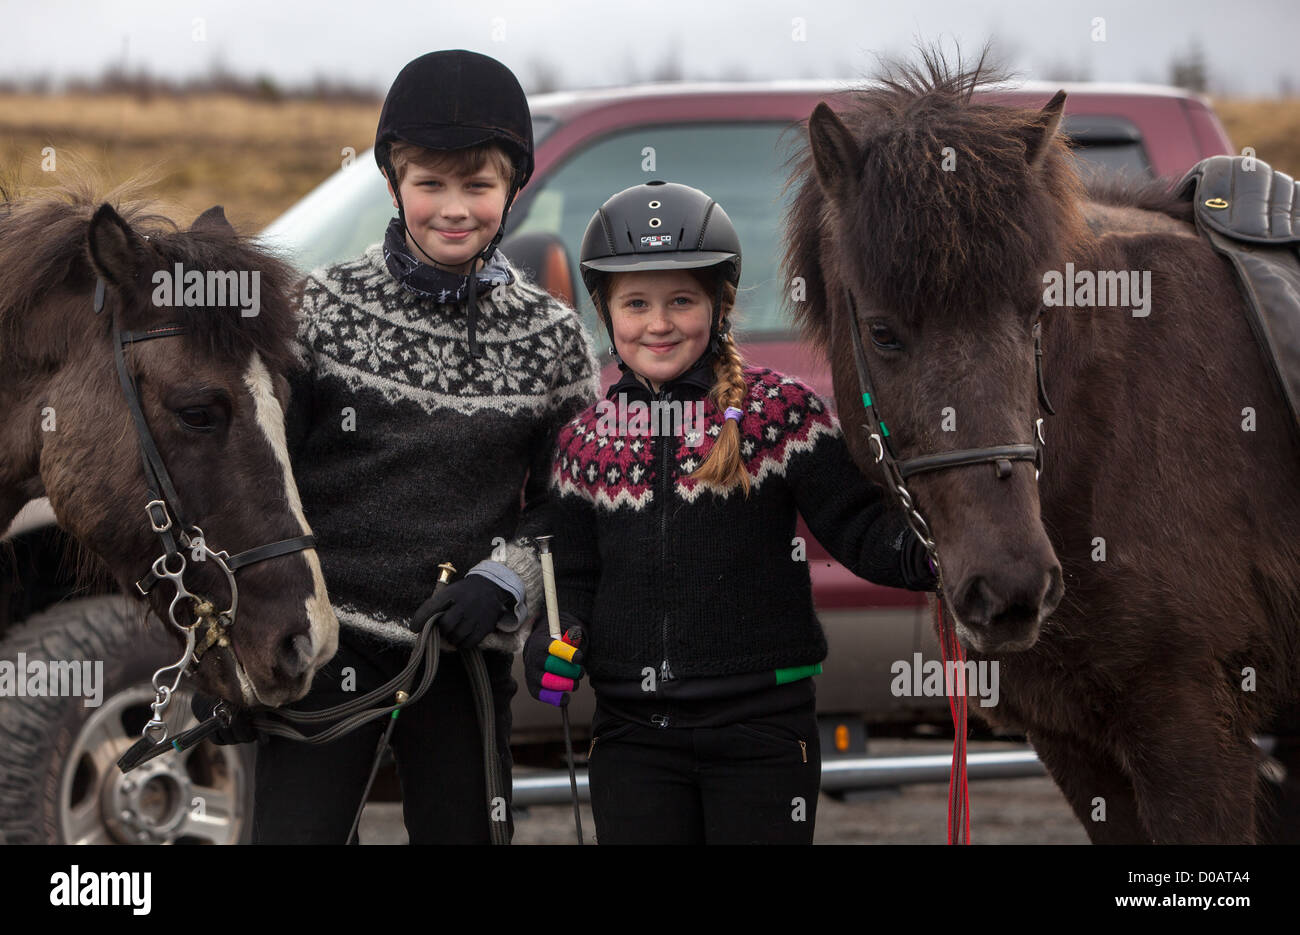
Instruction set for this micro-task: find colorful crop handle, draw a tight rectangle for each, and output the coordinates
[539,626,584,707]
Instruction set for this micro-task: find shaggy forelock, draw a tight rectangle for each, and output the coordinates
[0,170,299,376]
[784,47,1086,345]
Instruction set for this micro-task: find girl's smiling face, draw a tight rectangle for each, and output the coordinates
[387,162,508,273]
[607,269,713,391]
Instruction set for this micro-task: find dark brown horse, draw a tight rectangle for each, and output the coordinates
[0,174,337,708]
[785,54,1300,843]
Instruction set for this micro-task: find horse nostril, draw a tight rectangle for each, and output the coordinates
[956,568,1058,634]
[955,575,997,628]
[275,632,314,680]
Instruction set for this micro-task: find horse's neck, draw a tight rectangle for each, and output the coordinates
[1033,228,1154,507]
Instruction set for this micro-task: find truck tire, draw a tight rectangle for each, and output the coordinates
[0,596,255,844]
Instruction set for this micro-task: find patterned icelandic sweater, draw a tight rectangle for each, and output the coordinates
[548,364,929,681]
[287,243,600,653]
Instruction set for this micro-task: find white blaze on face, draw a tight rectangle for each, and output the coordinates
[241,353,339,696]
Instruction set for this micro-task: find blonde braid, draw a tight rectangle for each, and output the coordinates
[691,282,750,496]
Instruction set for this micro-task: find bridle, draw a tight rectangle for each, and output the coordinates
[94,277,318,743]
[105,274,511,844]
[842,286,1053,846]
[842,287,1052,588]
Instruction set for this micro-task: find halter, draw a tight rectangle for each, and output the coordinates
[94,277,318,743]
[843,286,1051,583]
[842,287,1052,845]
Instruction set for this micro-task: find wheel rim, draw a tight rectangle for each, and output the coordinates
[59,684,248,844]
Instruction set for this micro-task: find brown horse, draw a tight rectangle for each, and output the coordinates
[784,54,1300,843]
[0,175,337,708]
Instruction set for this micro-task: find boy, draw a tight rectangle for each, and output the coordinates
[253,50,600,843]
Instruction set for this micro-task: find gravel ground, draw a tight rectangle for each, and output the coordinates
[357,739,1091,845]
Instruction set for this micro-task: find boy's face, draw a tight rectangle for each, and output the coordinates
[607,269,713,391]
[387,159,508,273]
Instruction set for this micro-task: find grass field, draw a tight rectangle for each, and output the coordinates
[1,92,1298,233]
[0,93,381,231]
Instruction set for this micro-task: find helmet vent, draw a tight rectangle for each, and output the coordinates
[648,200,661,209]
[697,201,717,250]
[648,217,662,228]
[599,210,619,253]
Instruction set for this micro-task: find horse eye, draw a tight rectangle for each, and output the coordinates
[870,323,902,350]
[178,406,215,431]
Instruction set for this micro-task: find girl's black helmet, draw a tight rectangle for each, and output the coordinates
[579,180,741,296]
[580,181,741,358]
[374,50,535,191]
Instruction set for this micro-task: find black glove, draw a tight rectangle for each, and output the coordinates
[524,612,586,707]
[413,574,516,649]
[188,691,259,745]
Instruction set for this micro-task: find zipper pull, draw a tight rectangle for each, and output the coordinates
[660,658,673,682]
[799,740,808,763]
[651,714,670,729]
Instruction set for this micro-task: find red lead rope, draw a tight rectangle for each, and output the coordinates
[937,595,971,844]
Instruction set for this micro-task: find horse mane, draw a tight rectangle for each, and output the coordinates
[1084,172,1194,223]
[0,166,300,375]
[783,47,1088,350]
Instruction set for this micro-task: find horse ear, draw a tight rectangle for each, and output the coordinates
[86,203,143,287]
[191,205,233,234]
[1025,90,1067,171]
[808,102,861,206]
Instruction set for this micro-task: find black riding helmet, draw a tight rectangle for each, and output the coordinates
[375,50,535,356]
[579,181,742,364]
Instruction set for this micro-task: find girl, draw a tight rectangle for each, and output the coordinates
[526,181,935,844]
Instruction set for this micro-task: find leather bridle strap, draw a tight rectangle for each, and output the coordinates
[134,534,319,595]
[95,277,318,593]
[103,281,189,560]
[843,288,1047,483]
[899,444,1039,480]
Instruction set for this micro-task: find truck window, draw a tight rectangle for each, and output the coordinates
[511,122,797,337]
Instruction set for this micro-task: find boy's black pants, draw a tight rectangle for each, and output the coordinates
[587,699,821,844]
[250,631,516,844]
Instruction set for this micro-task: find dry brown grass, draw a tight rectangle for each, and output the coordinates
[1212,98,1300,177]
[2,93,1299,234]
[0,93,380,231]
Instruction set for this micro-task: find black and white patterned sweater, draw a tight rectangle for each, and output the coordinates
[286,242,600,653]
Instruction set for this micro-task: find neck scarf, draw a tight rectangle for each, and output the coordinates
[381,216,514,303]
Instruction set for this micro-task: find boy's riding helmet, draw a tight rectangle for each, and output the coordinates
[374,50,535,355]
[579,181,742,359]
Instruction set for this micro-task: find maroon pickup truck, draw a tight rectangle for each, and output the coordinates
[0,79,1233,842]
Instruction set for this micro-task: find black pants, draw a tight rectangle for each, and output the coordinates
[587,699,821,844]
[251,632,516,844]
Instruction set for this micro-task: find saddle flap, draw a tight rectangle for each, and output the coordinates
[1178,155,1300,244]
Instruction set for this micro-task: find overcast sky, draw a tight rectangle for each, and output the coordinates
[2,0,1296,96]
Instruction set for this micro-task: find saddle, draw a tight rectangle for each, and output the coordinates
[1177,155,1300,440]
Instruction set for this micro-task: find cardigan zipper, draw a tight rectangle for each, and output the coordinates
[656,386,673,686]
